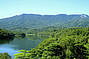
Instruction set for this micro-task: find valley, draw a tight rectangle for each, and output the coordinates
[0,14,89,59]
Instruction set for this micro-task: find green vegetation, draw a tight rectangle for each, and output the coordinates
[0,53,11,59]
[0,29,14,40]
[1,23,89,59]
[62,17,89,27]
[1,14,89,59]
[0,14,89,31]
[14,27,89,59]
[14,32,26,38]
[26,26,61,40]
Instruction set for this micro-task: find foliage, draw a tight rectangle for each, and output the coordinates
[0,29,15,40]
[14,27,89,59]
[0,53,11,59]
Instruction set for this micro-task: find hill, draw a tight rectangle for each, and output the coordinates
[0,14,89,31]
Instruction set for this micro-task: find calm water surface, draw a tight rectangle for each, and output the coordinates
[0,38,42,59]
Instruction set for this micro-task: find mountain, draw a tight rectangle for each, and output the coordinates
[0,14,89,31]
[62,14,89,27]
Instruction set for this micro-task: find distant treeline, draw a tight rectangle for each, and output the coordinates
[0,28,26,40]
[0,29,14,40]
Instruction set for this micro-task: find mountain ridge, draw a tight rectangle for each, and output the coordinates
[0,14,89,31]
[1,14,89,19]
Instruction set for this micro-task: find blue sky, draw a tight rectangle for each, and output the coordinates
[0,0,89,19]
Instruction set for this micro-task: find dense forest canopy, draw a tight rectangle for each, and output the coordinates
[14,27,89,59]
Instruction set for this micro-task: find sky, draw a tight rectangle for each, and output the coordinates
[0,0,89,19]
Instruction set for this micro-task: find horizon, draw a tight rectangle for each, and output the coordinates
[0,13,89,19]
[0,0,89,19]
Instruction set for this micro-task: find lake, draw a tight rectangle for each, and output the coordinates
[0,38,42,59]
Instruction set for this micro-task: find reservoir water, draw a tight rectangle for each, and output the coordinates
[0,38,42,59]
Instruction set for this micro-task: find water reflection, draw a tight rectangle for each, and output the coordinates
[9,38,42,50]
[26,34,49,40]
[0,40,13,44]
[0,36,43,58]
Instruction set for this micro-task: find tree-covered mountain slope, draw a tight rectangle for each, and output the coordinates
[62,14,89,27]
[14,27,89,59]
[0,14,89,31]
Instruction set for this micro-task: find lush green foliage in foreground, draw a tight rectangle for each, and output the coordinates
[14,27,89,59]
[0,53,11,59]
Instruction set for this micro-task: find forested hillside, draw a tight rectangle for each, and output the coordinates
[62,15,89,27]
[14,27,89,59]
[0,14,89,31]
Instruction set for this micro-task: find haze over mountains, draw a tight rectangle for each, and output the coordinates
[0,14,89,30]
